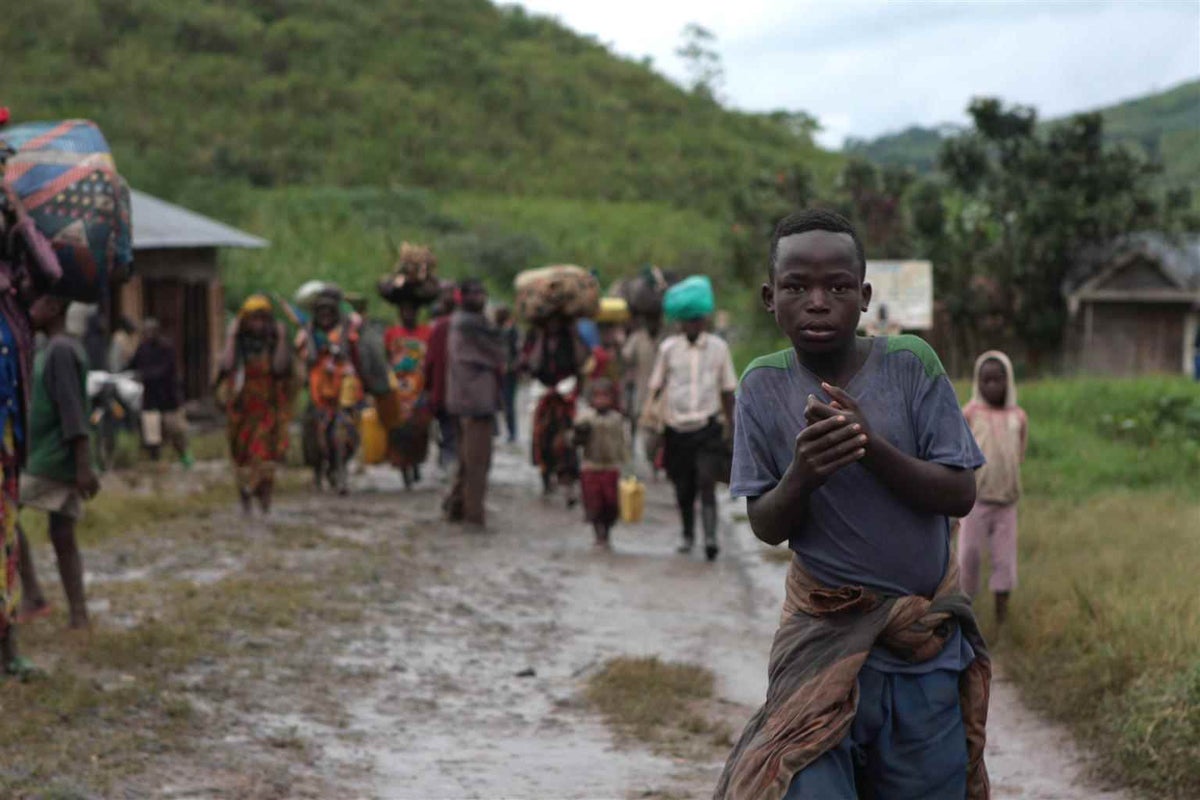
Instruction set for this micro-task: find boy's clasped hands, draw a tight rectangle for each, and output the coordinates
[793,382,871,490]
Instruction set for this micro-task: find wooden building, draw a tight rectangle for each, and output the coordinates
[1065,233,1200,375]
[115,190,267,400]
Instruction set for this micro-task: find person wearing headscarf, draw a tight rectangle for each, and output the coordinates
[295,286,362,493]
[216,295,294,514]
[959,350,1027,627]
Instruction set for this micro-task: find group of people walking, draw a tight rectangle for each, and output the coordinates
[205,216,1030,800]
[3,188,1031,800]
[203,245,744,565]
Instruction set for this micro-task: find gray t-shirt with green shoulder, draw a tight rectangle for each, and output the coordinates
[732,335,984,674]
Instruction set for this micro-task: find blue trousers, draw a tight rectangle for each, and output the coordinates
[783,666,967,800]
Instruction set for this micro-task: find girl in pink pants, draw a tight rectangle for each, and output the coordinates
[959,351,1027,626]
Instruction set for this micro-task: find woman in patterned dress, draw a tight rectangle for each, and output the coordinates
[381,301,431,488]
[1,180,62,677]
[217,295,293,514]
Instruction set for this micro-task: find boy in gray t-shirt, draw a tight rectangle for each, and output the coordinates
[724,210,986,800]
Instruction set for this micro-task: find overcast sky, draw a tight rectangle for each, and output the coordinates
[511,0,1200,148]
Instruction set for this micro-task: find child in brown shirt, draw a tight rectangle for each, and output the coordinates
[574,379,630,548]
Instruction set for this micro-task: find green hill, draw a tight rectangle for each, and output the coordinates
[844,124,964,173]
[2,0,843,308]
[1,0,835,212]
[846,80,1200,190]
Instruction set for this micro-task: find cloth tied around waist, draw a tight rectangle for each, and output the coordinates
[716,556,992,800]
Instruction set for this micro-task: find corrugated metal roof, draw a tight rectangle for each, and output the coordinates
[131,189,268,250]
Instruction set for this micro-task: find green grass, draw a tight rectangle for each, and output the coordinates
[977,376,1199,797]
[988,376,1198,499]
[1004,491,1199,798]
[586,656,731,754]
[207,184,730,316]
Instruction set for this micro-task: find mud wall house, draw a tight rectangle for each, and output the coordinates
[1064,233,1200,375]
[115,190,268,401]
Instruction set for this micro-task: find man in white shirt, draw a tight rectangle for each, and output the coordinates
[646,315,737,560]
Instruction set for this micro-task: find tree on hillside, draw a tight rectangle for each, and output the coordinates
[676,23,724,102]
[726,165,815,285]
[833,159,913,259]
[926,98,1161,366]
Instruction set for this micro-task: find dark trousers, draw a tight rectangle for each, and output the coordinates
[664,422,723,544]
[502,372,518,442]
[436,410,458,467]
[444,416,494,525]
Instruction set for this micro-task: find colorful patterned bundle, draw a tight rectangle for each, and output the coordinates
[514,264,600,324]
[1,120,133,302]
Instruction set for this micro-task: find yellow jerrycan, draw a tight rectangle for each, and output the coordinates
[358,404,388,466]
[619,475,645,524]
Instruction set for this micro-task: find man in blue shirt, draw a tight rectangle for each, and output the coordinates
[723,210,988,800]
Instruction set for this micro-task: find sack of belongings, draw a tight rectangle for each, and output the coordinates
[1,119,133,302]
[514,264,600,324]
[378,242,440,306]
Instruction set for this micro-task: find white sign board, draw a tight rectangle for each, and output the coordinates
[864,260,933,331]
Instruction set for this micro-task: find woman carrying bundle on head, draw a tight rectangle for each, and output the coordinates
[216,295,294,515]
[378,243,440,487]
[522,313,589,505]
[382,300,432,487]
[514,265,600,507]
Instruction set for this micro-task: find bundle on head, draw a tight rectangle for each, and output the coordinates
[513,264,600,326]
[378,241,440,306]
[1,119,133,302]
[620,266,675,317]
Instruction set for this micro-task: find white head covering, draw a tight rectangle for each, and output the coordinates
[969,350,1017,408]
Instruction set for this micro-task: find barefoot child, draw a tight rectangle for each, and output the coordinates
[574,378,629,548]
[18,297,100,630]
[959,351,1027,626]
[718,210,991,800]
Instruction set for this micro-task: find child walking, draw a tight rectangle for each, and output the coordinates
[18,297,100,630]
[719,209,991,800]
[574,379,629,548]
[959,350,1027,626]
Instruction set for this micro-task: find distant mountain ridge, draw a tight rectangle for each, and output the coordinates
[845,80,1200,190]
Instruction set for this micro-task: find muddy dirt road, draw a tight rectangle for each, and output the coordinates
[29,441,1129,799]
[177,441,1125,800]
